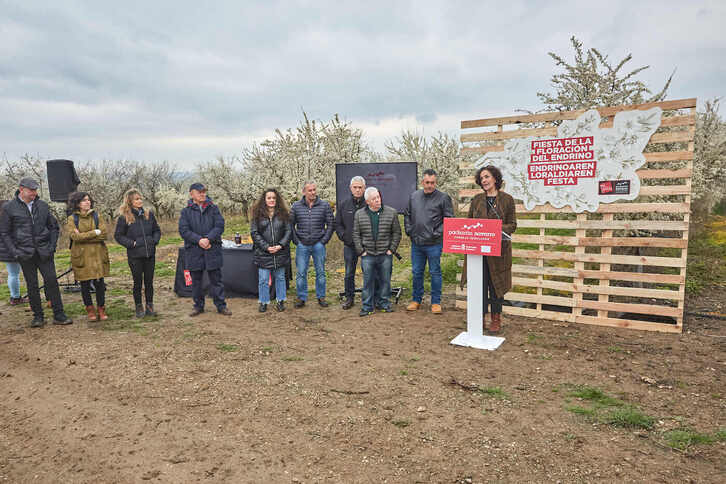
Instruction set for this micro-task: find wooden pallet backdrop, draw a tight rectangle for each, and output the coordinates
[456,98,697,333]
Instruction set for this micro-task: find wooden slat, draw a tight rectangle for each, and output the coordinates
[514,219,688,231]
[643,150,694,162]
[460,118,696,143]
[459,186,691,199]
[507,203,690,215]
[579,270,684,285]
[512,249,685,268]
[460,144,505,155]
[506,292,575,307]
[503,305,575,323]
[460,98,697,129]
[649,128,695,144]
[511,264,578,278]
[575,315,681,333]
[512,234,579,245]
[579,300,680,318]
[512,277,682,300]
[577,237,688,249]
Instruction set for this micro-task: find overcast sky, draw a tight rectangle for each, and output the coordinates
[1,0,724,168]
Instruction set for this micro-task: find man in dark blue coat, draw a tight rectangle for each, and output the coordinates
[178,183,232,317]
[290,180,334,308]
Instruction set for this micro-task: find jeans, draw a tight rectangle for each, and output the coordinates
[81,278,105,307]
[295,241,326,300]
[483,258,503,314]
[5,262,21,299]
[128,256,155,305]
[343,245,359,300]
[190,268,226,311]
[19,252,65,320]
[258,266,286,303]
[361,254,392,312]
[411,243,443,304]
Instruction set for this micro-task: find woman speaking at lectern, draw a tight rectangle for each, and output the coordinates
[460,165,517,334]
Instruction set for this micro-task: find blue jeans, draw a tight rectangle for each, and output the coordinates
[5,262,21,299]
[411,243,443,304]
[343,245,359,300]
[295,242,326,300]
[258,266,286,304]
[361,254,392,312]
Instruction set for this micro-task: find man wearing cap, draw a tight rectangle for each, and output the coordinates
[178,183,232,317]
[0,178,73,327]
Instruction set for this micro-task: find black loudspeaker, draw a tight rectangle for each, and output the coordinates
[46,159,81,202]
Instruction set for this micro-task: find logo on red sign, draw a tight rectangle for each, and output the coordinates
[443,218,502,256]
[529,136,597,186]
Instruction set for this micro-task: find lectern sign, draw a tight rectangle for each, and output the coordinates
[443,218,502,256]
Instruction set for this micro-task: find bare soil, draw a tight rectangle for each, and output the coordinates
[1,270,724,483]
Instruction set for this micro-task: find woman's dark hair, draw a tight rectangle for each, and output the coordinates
[475,165,503,190]
[67,191,95,212]
[251,188,289,222]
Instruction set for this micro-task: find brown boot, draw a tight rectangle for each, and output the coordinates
[489,313,501,334]
[97,306,109,321]
[86,305,97,322]
[482,313,488,332]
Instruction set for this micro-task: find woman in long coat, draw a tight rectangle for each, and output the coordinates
[67,192,110,321]
[250,188,292,313]
[460,165,517,333]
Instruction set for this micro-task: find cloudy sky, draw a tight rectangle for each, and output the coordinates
[1,0,724,168]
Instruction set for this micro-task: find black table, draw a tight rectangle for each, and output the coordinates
[174,245,262,298]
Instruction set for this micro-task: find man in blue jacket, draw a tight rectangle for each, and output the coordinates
[178,183,232,317]
[290,180,334,308]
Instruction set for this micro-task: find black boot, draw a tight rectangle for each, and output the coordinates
[135,304,145,318]
[259,303,267,313]
[276,301,285,312]
[342,298,354,310]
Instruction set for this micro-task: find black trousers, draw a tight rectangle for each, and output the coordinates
[190,268,226,311]
[80,278,105,307]
[483,258,503,314]
[343,245,359,300]
[19,252,64,319]
[128,256,155,305]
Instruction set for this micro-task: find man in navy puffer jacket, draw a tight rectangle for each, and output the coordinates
[290,181,334,308]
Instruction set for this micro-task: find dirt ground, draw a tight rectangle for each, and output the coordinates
[1,267,724,483]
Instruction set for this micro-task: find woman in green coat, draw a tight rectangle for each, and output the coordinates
[67,192,110,321]
[460,165,517,334]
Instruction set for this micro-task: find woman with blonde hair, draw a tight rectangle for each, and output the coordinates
[67,191,110,321]
[114,189,161,318]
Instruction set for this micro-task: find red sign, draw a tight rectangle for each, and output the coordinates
[529,136,597,186]
[443,218,502,256]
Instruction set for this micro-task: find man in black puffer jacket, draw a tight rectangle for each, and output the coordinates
[334,175,367,309]
[290,180,334,308]
[0,178,72,327]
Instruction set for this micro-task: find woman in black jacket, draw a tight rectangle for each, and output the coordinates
[250,188,292,313]
[114,189,161,318]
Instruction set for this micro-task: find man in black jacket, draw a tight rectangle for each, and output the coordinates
[334,176,366,309]
[0,178,72,327]
[404,169,454,314]
[178,183,232,317]
[290,180,334,308]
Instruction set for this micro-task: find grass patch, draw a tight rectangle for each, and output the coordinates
[663,428,725,451]
[478,386,509,400]
[563,384,655,431]
[216,343,240,352]
[568,385,624,407]
[686,215,726,294]
[603,406,654,430]
[154,262,176,277]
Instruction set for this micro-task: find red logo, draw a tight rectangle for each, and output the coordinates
[183,270,192,286]
[599,181,613,194]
